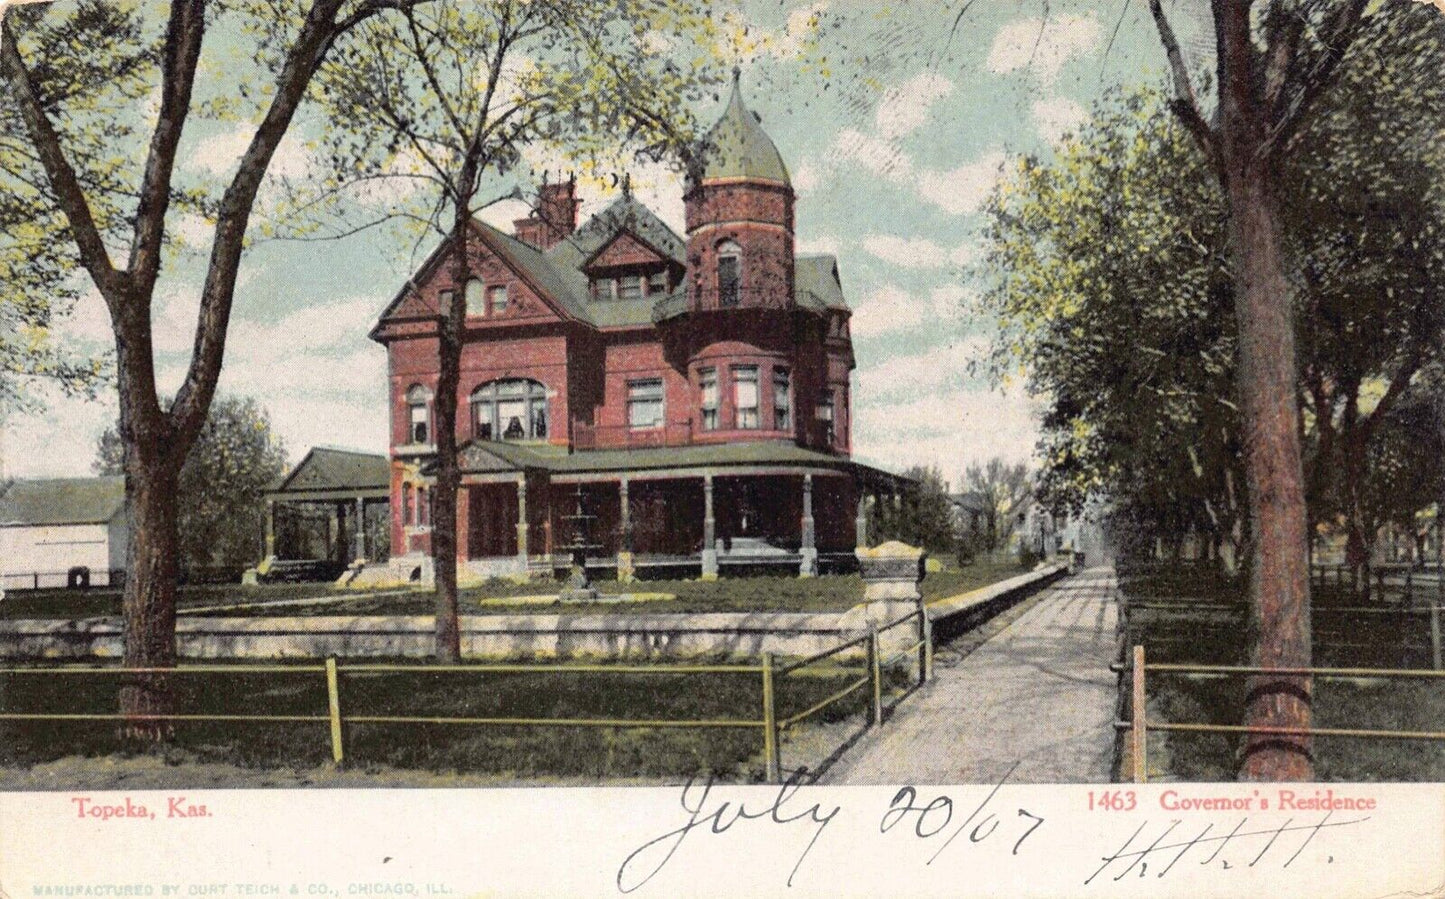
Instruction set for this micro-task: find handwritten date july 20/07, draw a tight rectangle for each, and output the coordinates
[615,763,1043,894]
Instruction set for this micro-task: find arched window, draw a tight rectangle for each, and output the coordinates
[465,279,486,317]
[472,379,548,441]
[405,384,432,444]
[716,239,741,307]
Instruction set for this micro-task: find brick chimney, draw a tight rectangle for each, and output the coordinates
[514,177,578,250]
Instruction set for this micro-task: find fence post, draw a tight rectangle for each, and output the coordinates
[915,601,929,685]
[1431,601,1442,673]
[761,653,780,784]
[325,657,345,765]
[1131,645,1147,784]
[868,625,882,727]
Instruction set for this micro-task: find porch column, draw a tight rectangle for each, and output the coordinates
[618,477,635,583]
[353,496,367,562]
[701,474,718,580]
[515,477,529,574]
[264,499,276,558]
[328,503,342,565]
[855,490,869,550]
[799,474,817,577]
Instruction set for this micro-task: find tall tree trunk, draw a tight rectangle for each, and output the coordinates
[113,312,183,741]
[1220,143,1314,782]
[431,181,473,663]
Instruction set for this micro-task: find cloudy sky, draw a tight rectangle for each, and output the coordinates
[1,0,1212,489]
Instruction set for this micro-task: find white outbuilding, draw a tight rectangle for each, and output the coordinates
[0,477,128,591]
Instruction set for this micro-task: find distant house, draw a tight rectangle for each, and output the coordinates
[0,477,128,590]
[947,491,989,539]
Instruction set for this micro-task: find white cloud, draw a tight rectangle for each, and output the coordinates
[190,125,313,181]
[875,73,954,141]
[852,381,1041,478]
[796,233,841,256]
[848,284,974,339]
[832,128,913,183]
[860,234,977,269]
[1031,96,1087,144]
[987,14,1102,83]
[917,150,1006,216]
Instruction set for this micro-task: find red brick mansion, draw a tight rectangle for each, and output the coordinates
[288,77,901,582]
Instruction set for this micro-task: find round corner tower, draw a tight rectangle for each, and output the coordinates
[683,72,795,313]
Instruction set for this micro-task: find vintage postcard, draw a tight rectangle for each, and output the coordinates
[1,0,1443,895]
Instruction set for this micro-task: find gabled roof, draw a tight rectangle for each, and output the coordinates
[548,195,686,270]
[696,75,790,185]
[271,447,390,494]
[795,255,848,311]
[0,477,126,526]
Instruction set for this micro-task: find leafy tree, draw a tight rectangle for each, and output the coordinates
[963,457,1034,554]
[1,0,428,736]
[95,395,288,575]
[984,0,1444,777]
[870,465,959,558]
[300,0,724,659]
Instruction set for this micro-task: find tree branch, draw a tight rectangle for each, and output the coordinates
[1265,0,1370,159]
[0,10,125,300]
[1147,0,1221,177]
[128,0,207,297]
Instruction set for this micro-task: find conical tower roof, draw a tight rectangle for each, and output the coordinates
[696,72,790,185]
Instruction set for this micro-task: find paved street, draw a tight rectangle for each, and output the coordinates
[822,567,1119,784]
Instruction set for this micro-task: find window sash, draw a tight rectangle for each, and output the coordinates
[733,367,758,429]
[718,255,740,307]
[409,404,429,443]
[618,275,643,301]
[465,280,486,316]
[488,285,508,313]
[773,369,791,429]
[628,379,665,429]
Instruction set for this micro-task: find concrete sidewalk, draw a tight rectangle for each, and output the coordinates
[821,567,1120,784]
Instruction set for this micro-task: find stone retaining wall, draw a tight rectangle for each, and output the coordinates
[0,566,1067,661]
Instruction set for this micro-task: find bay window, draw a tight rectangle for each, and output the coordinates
[732,365,759,429]
[699,368,718,431]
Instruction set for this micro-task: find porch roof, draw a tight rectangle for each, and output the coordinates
[449,440,907,485]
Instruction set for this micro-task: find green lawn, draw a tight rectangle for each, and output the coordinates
[4,558,1032,619]
[0,657,908,783]
[1121,566,1445,781]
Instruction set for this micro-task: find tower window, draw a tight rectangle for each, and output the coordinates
[717,240,741,307]
[817,390,835,445]
[773,367,791,431]
[699,368,718,431]
[732,365,759,429]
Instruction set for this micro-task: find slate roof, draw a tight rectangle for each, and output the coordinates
[0,477,126,526]
[549,195,686,268]
[271,447,391,494]
[795,255,848,311]
[696,75,790,185]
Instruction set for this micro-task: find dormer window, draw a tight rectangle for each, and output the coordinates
[618,275,643,301]
[717,240,741,307]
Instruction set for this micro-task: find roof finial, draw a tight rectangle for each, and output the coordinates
[622,172,632,198]
[731,64,741,84]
